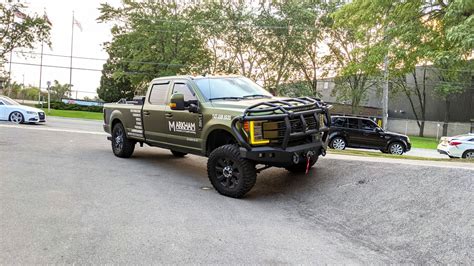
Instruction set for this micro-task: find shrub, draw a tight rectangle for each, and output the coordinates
[35,102,103,112]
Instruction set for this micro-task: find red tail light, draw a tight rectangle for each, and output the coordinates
[449,141,462,146]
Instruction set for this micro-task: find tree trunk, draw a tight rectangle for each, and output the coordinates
[442,98,450,136]
[419,121,425,137]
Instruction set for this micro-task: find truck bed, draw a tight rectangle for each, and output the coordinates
[103,103,145,140]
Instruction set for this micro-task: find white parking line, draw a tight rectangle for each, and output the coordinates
[0,124,107,136]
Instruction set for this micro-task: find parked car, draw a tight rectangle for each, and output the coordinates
[437,134,474,159]
[328,115,411,155]
[0,96,46,124]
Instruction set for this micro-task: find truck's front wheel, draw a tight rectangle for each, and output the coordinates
[112,123,135,158]
[207,145,256,198]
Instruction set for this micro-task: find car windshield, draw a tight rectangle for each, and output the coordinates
[194,77,272,101]
[0,97,20,105]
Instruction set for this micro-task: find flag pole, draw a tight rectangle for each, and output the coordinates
[38,42,44,104]
[69,11,75,99]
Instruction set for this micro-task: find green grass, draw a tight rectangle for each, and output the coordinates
[328,149,473,163]
[42,109,102,120]
[408,136,439,150]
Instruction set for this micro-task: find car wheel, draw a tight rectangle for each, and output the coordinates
[171,150,187,157]
[207,144,256,198]
[111,123,135,158]
[462,150,474,159]
[285,155,319,173]
[9,111,24,124]
[330,137,346,150]
[388,142,405,155]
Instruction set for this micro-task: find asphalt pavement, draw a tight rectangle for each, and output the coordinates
[0,118,473,264]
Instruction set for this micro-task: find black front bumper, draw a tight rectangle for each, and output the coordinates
[240,141,324,167]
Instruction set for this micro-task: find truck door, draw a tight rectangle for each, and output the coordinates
[165,81,202,152]
[142,82,171,145]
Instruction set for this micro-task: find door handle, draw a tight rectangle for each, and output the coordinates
[165,113,173,119]
[143,111,150,116]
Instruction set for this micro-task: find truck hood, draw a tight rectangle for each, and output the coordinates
[209,97,279,112]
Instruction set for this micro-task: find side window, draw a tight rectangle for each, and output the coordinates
[332,117,346,127]
[172,83,197,102]
[469,138,474,142]
[0,101,4,105]
[347,118,359,129]
[361,119,377,131]
[149,83,169,105]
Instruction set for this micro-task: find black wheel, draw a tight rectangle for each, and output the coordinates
[462,150,474,159]
[9,111,24,124]
[330,137,346,150]
[207,144,256,198]
[111,123,135,158]
[171,150,187,157]
[285,155,319,173]
[388,142,405,155]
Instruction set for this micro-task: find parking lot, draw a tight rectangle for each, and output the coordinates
[1,118,473,264]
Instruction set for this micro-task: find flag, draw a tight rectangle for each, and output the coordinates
[73,18,83,31]
[12,7,27,19]
[43,11,52,26]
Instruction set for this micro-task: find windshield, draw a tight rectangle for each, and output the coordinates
[0,97,20,105]
[194,77,272,101]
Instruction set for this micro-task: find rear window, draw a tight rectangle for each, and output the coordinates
[149,83,169,105]
[347,118,359,129]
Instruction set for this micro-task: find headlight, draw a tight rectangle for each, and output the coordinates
[244,121,270,145]
[407,136,411,143]
[26,111,37,115]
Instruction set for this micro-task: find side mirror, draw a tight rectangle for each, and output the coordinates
[188,103,199,113]
[375,127,383,132]
[170,93,185,110]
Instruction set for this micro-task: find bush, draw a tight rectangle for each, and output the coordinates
[35,102,103,112]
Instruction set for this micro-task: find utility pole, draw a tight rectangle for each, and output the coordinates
[47,81,51,113]
[38,42,44,104]
[382,54,389,130]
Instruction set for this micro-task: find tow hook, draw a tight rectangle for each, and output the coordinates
[305,150,315,175]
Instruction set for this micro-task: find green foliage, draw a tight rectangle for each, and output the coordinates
[0,2,51,63]
[35,102,103,113]
[49,80,71,101]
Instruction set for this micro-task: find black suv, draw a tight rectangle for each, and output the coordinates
[328,116,411,155]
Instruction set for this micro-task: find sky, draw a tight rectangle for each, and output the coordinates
[8,0,121,99]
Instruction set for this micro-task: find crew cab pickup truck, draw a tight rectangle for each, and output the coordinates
[103,75,331,198]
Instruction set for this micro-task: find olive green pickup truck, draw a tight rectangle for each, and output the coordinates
[103,75,331,198]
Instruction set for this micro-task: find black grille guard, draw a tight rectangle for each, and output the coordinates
[231,97,332,150]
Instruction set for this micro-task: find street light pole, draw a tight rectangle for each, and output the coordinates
[47,81,51,113]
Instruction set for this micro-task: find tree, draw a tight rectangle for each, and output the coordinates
[49,80,71,101]
[0,2,51,63]
[97,59,133,102]
[97,1,211,96]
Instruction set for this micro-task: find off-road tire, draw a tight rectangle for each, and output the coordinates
[388,142,405,155]
[111,123,135,158]
[285,155,319,173]
[9,111,24,124]
[207,144,256,198]
[330,137,346,150]
[171,150,187,157]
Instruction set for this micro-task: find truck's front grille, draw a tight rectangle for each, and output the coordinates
[263,115,318,144]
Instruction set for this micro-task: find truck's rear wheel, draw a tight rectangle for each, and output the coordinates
[112,123,135,158]
[207,144,256,198]
[285,155,319,173]
[171,150,187,157]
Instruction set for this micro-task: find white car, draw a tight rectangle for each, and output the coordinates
[437,133,474,159]
[0,96,46,124]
